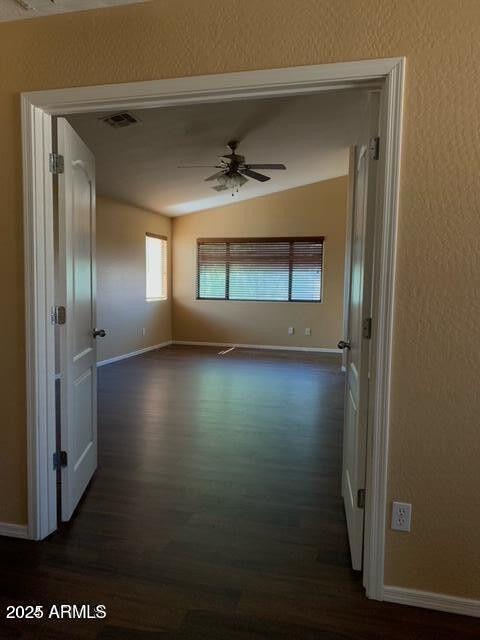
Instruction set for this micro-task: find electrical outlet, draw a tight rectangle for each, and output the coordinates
[305,327,311,336]
[288,326,294,335]
[391,501,412,532]
[141,328,146,337]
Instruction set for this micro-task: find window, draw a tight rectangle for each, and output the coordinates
[197,237,323,302]
[146,233,167,300]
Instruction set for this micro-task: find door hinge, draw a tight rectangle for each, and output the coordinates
[53,450,67,470]
[51,305,66,325]
[369,136,380,160]
[357,488,366,509]
[362,317,372,340]
[49,152,64,174]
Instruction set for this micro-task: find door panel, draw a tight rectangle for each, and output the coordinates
[341,94,379,570]
[57,118,97,522]
[344,385,358,508]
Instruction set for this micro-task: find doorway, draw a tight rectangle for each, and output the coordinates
[22,58,404,601]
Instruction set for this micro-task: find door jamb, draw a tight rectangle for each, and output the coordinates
[341,145,356,374]
[21,57,405,601]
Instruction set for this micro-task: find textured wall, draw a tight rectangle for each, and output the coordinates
[172,179,347,349]
[96,197,172,362]
[0,0,479,599]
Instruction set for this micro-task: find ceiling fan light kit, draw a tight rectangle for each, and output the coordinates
[178,140,286,195]
[216,172,248,195]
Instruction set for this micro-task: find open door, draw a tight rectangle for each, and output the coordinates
[339,97,379,570]
[57,118,99,521]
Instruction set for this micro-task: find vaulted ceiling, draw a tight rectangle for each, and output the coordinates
[0,0,150,22]
[67,89,369,216]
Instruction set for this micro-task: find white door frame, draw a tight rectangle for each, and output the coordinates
[21,57,405,601]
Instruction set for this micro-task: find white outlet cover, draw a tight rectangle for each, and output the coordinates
[391,501,412,532]
[288,326,294,335]
[305,328,311,336]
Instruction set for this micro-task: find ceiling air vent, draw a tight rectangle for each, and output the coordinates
[14,0,35,8]
[100,112,140,129]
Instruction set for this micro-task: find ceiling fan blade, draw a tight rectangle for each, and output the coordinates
[245,164,286,170]
[212,185,229,191]
[240,168,271,182]
[205,171,226,182]
[178,165,221,169]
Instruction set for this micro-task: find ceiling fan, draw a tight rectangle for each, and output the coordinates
[178,140,286,192]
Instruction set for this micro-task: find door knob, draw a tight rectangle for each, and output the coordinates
[92,328,106,338]
[337,339,351,350]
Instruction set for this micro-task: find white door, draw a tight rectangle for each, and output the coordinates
[57,118,99,521]
[340,102,379,570]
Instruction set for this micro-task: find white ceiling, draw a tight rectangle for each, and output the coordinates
[67,90,368,217]
[0,0,150,22]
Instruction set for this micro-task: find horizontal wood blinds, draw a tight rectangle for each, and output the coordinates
[197,242,227,299]
[197,237,324,302]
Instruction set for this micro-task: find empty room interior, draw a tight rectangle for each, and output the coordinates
[1,1,479,639]
[56,89,369,598]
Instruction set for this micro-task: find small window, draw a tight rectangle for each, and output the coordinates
[197,237,323,302]
[146,233,167,300]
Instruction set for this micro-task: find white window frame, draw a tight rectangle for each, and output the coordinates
[145,233,168,301]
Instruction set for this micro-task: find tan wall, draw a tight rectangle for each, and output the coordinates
[96,197,172,363]
[1,0,479,600]
[173,179,347,349]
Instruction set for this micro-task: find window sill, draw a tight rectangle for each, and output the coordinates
[146,297,168,302]
[195,298,322,304]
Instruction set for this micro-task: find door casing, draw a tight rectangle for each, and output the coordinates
[21,58,405,601]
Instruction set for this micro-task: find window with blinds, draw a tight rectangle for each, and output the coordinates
[197,237,324,302]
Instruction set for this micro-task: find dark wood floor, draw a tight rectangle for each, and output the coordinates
[0,345,478,639]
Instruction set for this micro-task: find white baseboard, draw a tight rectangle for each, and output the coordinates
[383,585,480,618]
[0,522,29,539]
[97,340,173,367]
[173,340,341,354]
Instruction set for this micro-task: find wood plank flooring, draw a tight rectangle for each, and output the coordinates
[0,345,478,638]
